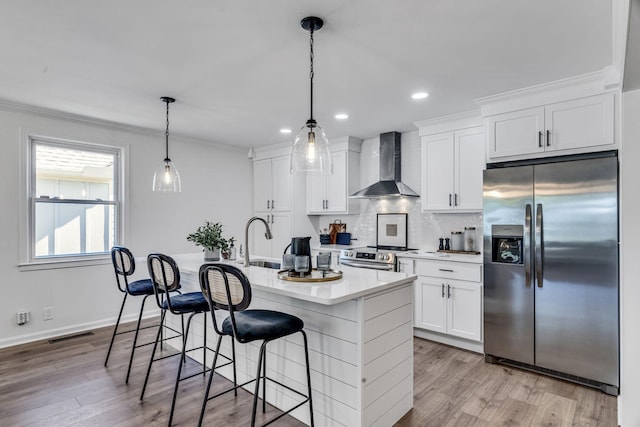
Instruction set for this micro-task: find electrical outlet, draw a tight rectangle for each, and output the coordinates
[43,307,54,321]
[16,311,30,325]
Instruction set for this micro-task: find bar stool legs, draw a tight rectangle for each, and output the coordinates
[104,293,128,367]
[248,330,314,427]
[167,312,208,426]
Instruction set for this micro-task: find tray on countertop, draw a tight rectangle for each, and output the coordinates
[277,268,343,283]
[437,249,481,255]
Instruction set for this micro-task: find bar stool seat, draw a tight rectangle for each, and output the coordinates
[126,278,155,295]
[221,310,304,342]
[162,292,209,313]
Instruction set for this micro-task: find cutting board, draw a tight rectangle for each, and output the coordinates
[328,220,346,244]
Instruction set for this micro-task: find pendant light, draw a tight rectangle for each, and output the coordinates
[152,96,182,192]
[290,16,333,175]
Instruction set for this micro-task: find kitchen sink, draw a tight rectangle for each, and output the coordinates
[248,260,281,269]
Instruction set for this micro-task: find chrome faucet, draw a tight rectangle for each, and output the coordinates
[244,216,273,267]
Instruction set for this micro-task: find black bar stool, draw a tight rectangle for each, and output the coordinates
[105,246,160,383]
[198,263,314,427]
[140,253,211,426]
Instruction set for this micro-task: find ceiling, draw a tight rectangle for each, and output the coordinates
[0,0,612,148]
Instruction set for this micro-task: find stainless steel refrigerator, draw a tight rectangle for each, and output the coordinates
[483,152,619,395]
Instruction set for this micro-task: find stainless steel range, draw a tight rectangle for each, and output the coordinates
[339,247,401,271]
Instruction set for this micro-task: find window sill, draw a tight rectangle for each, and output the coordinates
[18,255,111,271]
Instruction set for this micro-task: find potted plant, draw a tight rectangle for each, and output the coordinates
[221,236,236,260]
[186,221,233,261]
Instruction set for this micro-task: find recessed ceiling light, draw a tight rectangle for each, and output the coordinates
[335,113,349,120]
[411,92,429,100]
[280,128,292,134]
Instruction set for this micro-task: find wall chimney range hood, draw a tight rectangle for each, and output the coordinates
[350,131,419,198]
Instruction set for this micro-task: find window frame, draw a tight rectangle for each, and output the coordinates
[19,131,125,270]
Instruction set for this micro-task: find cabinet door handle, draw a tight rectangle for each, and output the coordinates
[546,130,551,147]
[439,268,454,272]
[454,193,458,206]
[447,284,451,298]
[272,200,275,209]
[325,199,329,210]
[538,131,543,148]
[441,284,445,298]
[267,200,270,209]
[449,194,452,207]
[271,214,274,224]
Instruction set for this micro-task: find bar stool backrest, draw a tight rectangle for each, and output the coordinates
[147,253,181,311]
[199,263,252,339]
[111,246,136,293]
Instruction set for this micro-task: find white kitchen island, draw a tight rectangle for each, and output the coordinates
[166,253,416,427]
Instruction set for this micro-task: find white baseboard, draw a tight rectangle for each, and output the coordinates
[0,310,161,349]
[413,328,484,354]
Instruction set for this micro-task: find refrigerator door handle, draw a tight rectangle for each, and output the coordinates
[525,204,532,287]
[535,203,543,288]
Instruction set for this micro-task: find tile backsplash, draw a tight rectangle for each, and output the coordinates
[315,198,483,252]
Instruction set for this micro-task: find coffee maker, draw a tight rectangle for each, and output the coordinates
[284,236,312,274]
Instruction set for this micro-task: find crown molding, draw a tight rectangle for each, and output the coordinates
[474,70,618,117]
[0,97,246,153]
[414,110,482,136]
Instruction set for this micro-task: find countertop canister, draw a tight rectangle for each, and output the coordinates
[464,227,476,252]
[451,231,464,251]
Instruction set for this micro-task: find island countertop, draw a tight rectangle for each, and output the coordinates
[170,252,417,305]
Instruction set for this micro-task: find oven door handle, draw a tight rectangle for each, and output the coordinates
[339,259,394,271]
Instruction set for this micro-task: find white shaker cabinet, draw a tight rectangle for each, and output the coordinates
[251,211,291,258]
[413,259,482,343]
[306,136,361,215]
[486,92,615,161]
[252,152,292,258]
[253,155,291,212]
[421,126,485,212]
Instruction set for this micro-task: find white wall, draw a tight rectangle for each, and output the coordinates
[619,89,640,426]
[315,130,482,250]
[0,105,253,348]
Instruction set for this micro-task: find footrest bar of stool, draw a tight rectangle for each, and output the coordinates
[263,376,310,399]
[260,398,310,427]
[205,377,257,402]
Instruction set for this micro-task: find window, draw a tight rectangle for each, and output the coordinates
[25,137,122,264]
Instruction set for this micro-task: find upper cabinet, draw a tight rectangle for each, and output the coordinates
[477,73,617,163]
[252,147,293,258]
[306,136,362,215]
[415,113,485,213]
[487,93,615,160]
[253,154,291,213]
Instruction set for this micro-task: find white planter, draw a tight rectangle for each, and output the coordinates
[204,248,220,261]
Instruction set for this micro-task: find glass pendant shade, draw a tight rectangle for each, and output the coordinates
[153,96,181,192]
[290,122,333,175]
[152,159,182,192]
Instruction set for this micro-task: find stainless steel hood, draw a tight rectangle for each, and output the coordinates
[350,131,419,198]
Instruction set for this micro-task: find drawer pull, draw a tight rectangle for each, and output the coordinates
[438,268,454,272]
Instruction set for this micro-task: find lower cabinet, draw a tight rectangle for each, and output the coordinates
[412,259,482,343]
[251,211,291,258]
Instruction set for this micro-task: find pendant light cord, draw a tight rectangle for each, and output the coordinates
[164,99,171,162]
[309,25,315,123]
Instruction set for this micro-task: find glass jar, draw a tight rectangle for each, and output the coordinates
[450,231,464,251]
[464,227,476,252]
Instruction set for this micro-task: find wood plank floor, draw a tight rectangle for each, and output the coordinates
[0,318,616,426]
